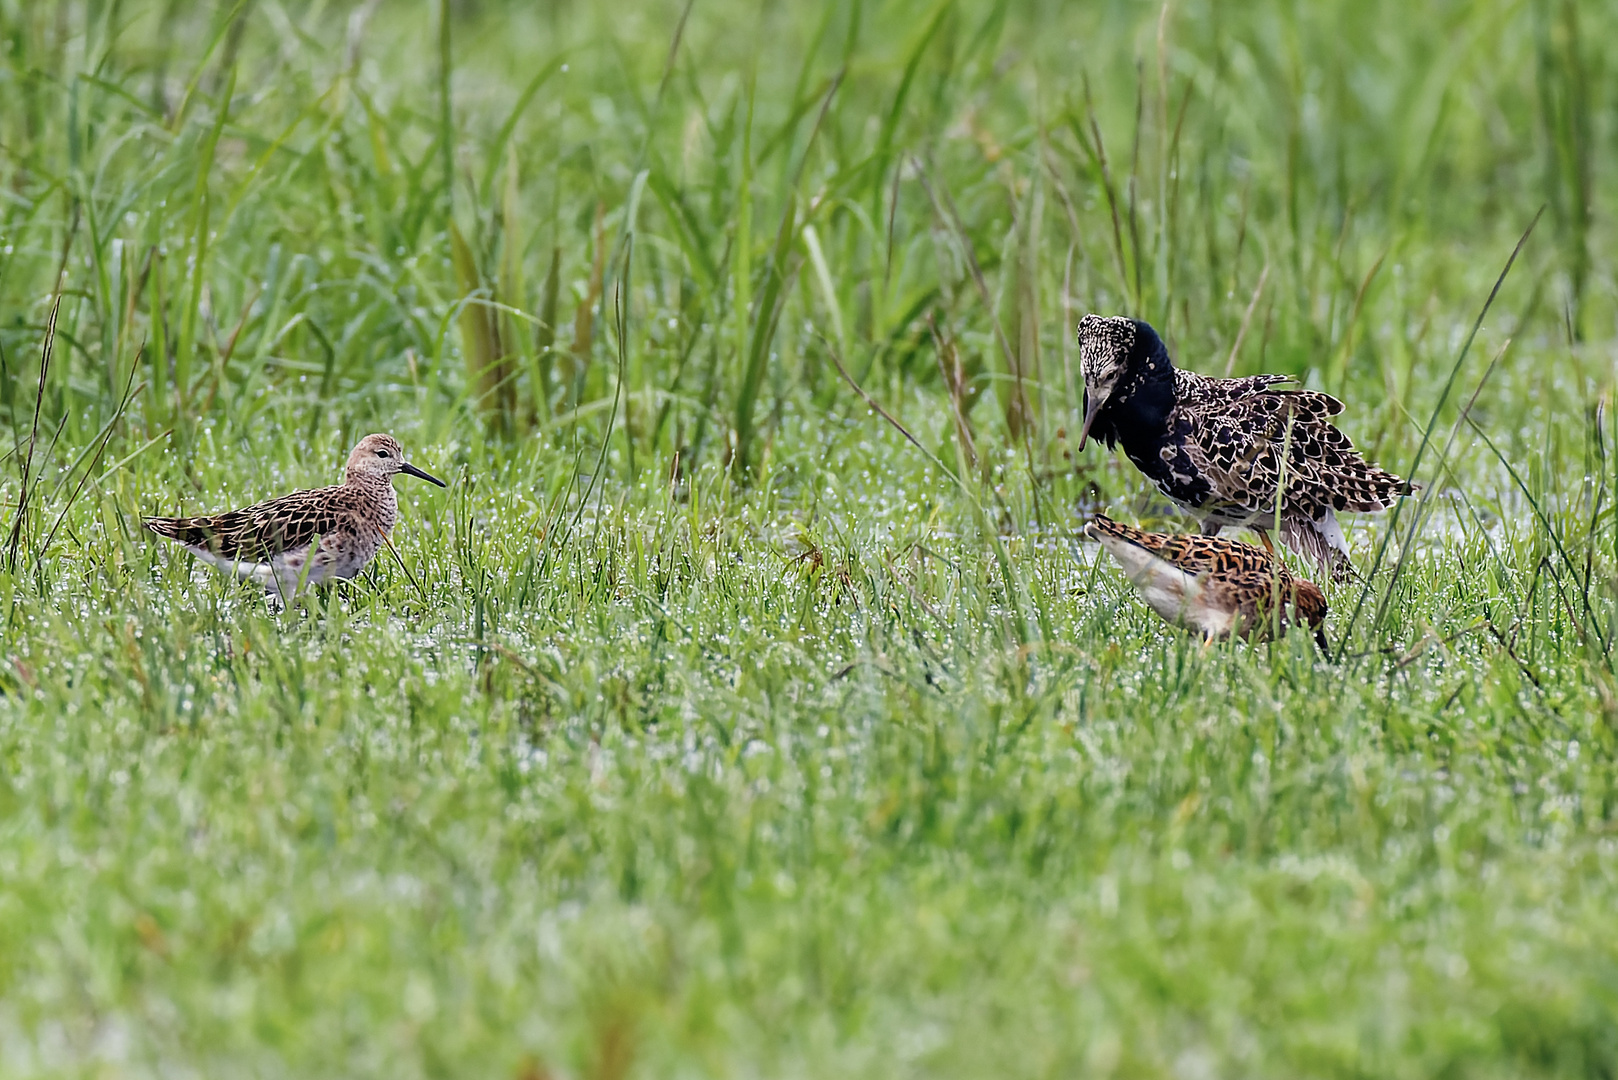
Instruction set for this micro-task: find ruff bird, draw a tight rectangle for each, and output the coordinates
[1086,514,1329,652]
[144,433,446,601]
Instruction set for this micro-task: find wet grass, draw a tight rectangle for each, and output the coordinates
[1,0,1617,1075]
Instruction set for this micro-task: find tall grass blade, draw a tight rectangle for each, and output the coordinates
[437,0,455,215]
[6,296,60,572]
[735,72,841,475]
[450,222,503,427]
[175,65,235,424]
[1337,208,1542,661]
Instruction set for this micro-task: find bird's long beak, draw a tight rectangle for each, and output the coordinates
[401,462,447,488]
[1076,393,1107,452]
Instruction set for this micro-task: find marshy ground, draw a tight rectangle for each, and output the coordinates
[1,1,1615,1075]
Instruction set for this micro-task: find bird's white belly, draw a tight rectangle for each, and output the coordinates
[1100,534,1233,639]
[189,530,381,597]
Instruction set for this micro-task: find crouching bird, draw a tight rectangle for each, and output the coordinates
[143,433,446,602]
[1075,313,1413,579]
[1086,514,1330,654]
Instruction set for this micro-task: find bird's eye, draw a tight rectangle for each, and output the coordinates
[376,449,391,458]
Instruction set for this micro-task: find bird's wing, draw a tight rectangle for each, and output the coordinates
[1088,514,1275,576]
[1176,370,1336,408]
[1179,386,1407,519]
[1153,532,1276,576]
[145,486,364,562]
[1207,568,1298,640]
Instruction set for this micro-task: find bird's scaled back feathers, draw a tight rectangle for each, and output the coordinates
[1174,367,1412,521]
[1086,514,1329,651]
[143,485,378,564]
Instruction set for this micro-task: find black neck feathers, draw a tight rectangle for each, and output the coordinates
[1089,320,1177,451]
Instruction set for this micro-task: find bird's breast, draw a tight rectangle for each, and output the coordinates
[353,481,399,532]
[1121,422,1211,510]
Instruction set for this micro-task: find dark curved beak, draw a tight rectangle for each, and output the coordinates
[401,461,447,488]
[1075,393,1106,452]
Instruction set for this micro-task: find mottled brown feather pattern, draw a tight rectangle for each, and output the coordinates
[144,483,386,563]
[1087,514,1330,652]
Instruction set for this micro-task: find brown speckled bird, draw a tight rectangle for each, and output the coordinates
[1086,514,1329,652]
[1075,314,1414,579]
[144,433,446,602]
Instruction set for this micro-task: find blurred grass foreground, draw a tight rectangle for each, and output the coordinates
[1,0,1617,1076]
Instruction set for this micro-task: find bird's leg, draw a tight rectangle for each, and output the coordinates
[266,575,290,614]
[1252,527,1277,554]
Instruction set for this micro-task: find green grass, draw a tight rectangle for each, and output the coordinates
[2,0,1617,1075]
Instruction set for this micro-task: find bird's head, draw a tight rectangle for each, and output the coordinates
[345,433,447,488]
[1075,314,1171,449]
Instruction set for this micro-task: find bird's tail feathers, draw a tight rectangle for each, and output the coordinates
[143,516,211,547]
[1085,513,1181,560]
[1084,513,1147,548]
[1280,511,1359,583]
